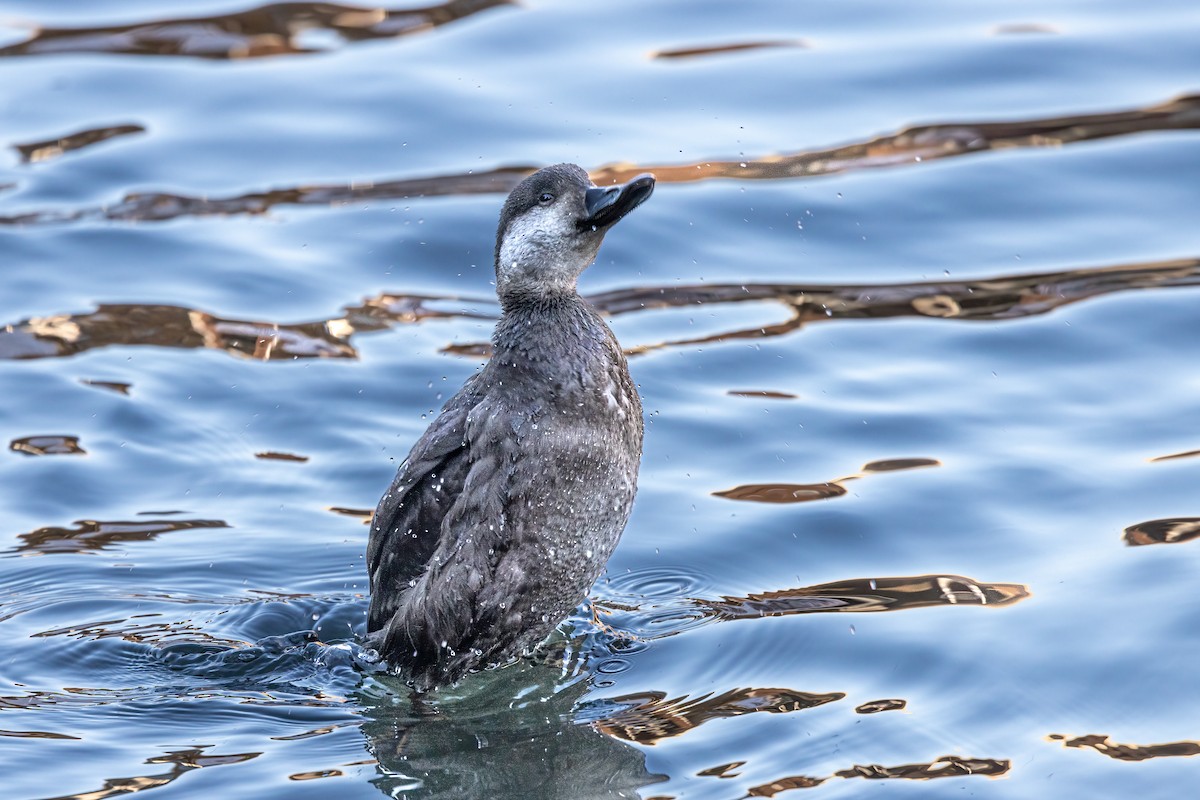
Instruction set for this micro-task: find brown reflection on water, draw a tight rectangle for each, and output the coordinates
[289,769,344,780]
[272,723,357,741]
[0,303,357,361]
[0,0,510,61]
[592,256,1200,339]
[13,124,145,163]
[353,291,498,327]
[652,40,806,59]
[595,573,1029,643]
[591,93,1200,186]
[746,754,1009,797]
[470,256,1200,360]
[746,774,826,796]
[32,613,246,648]
[1149,448,1200,462]
[3,95,1195,226]
[11,518,229,556]
[255,451,310,463]
[854,698,906,714]
[727,390,797,400]
[3,257,1195,363]
[696,761,745,778]
[0,728,81,740]
[1123,517,1200,547]
[713,482,848,503]
[698,575,1029,621]
[592,687,844,745]
[9,435,86,456]
[861,458,939,473]
[1048,733,1200,761]
[714,457,939,504]
[79,379,133,395]
[835,754,1010,780]
[42,746,259,800]
[327,506,373,523]
[0,165,535,226]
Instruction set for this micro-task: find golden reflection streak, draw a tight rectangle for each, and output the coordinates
[2,94,1196,225]
[835,754,1011,781]
[1048,733,1200,761]
[1,257,1196,362]
[727,389,797,399]
[289,769,344,780]
[1123,517,1200,547]
[455,256,1200,360]
[1148,448,1200,462]
[1,303,359,361]
[713,481,848,503]
[42,748,259,800]
[713,458,939,504]
[13,124,144,163]
[696,575,1030,621]
[32,613,247,649]
[0,729,81,739]
[0,0,511,60]
[255,451,310,462]
[746,774,826,795]
[590,257,1200,322]
[862,458,939,473]
[746,755,1010,797]
[11,518,230,557]
[590,688,844,745]
[326,506,374,524]
[696,761,745,778]
[651,40,807,59]
[271,723,355,741]
[80,379,132,395]
[854,698,906,714]
[592,574,1028,644]
[590,92,1200,186]
[9,435,86,456]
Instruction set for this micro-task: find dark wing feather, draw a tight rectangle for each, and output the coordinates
[367,381,480,633]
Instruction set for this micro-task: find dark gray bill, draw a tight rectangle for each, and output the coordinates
[580,173,656,230]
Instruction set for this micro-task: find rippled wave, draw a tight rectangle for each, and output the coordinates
[3,94,1195,225]
[3,257,1195,362]
[0,0,511,61]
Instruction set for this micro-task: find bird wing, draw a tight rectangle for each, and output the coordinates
[367,377,481,633]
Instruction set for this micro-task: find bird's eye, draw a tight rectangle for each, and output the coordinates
[538,192,554,204]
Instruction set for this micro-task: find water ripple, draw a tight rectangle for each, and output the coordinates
[4,94,1196,225]
[3,257,1196,363]
[0,0,511,61]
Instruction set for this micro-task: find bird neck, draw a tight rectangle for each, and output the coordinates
[491,292,614,380]
[496,282,581,316]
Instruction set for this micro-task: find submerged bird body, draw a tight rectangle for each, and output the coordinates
[368,164,654,690]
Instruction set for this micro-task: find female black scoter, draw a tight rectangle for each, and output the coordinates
[367,163,654,690]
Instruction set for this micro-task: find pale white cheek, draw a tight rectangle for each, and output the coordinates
[498,207,577,274]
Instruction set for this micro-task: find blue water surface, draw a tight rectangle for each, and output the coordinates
[1,1,1199,798]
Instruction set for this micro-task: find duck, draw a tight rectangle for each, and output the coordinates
[367,163,655,690]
